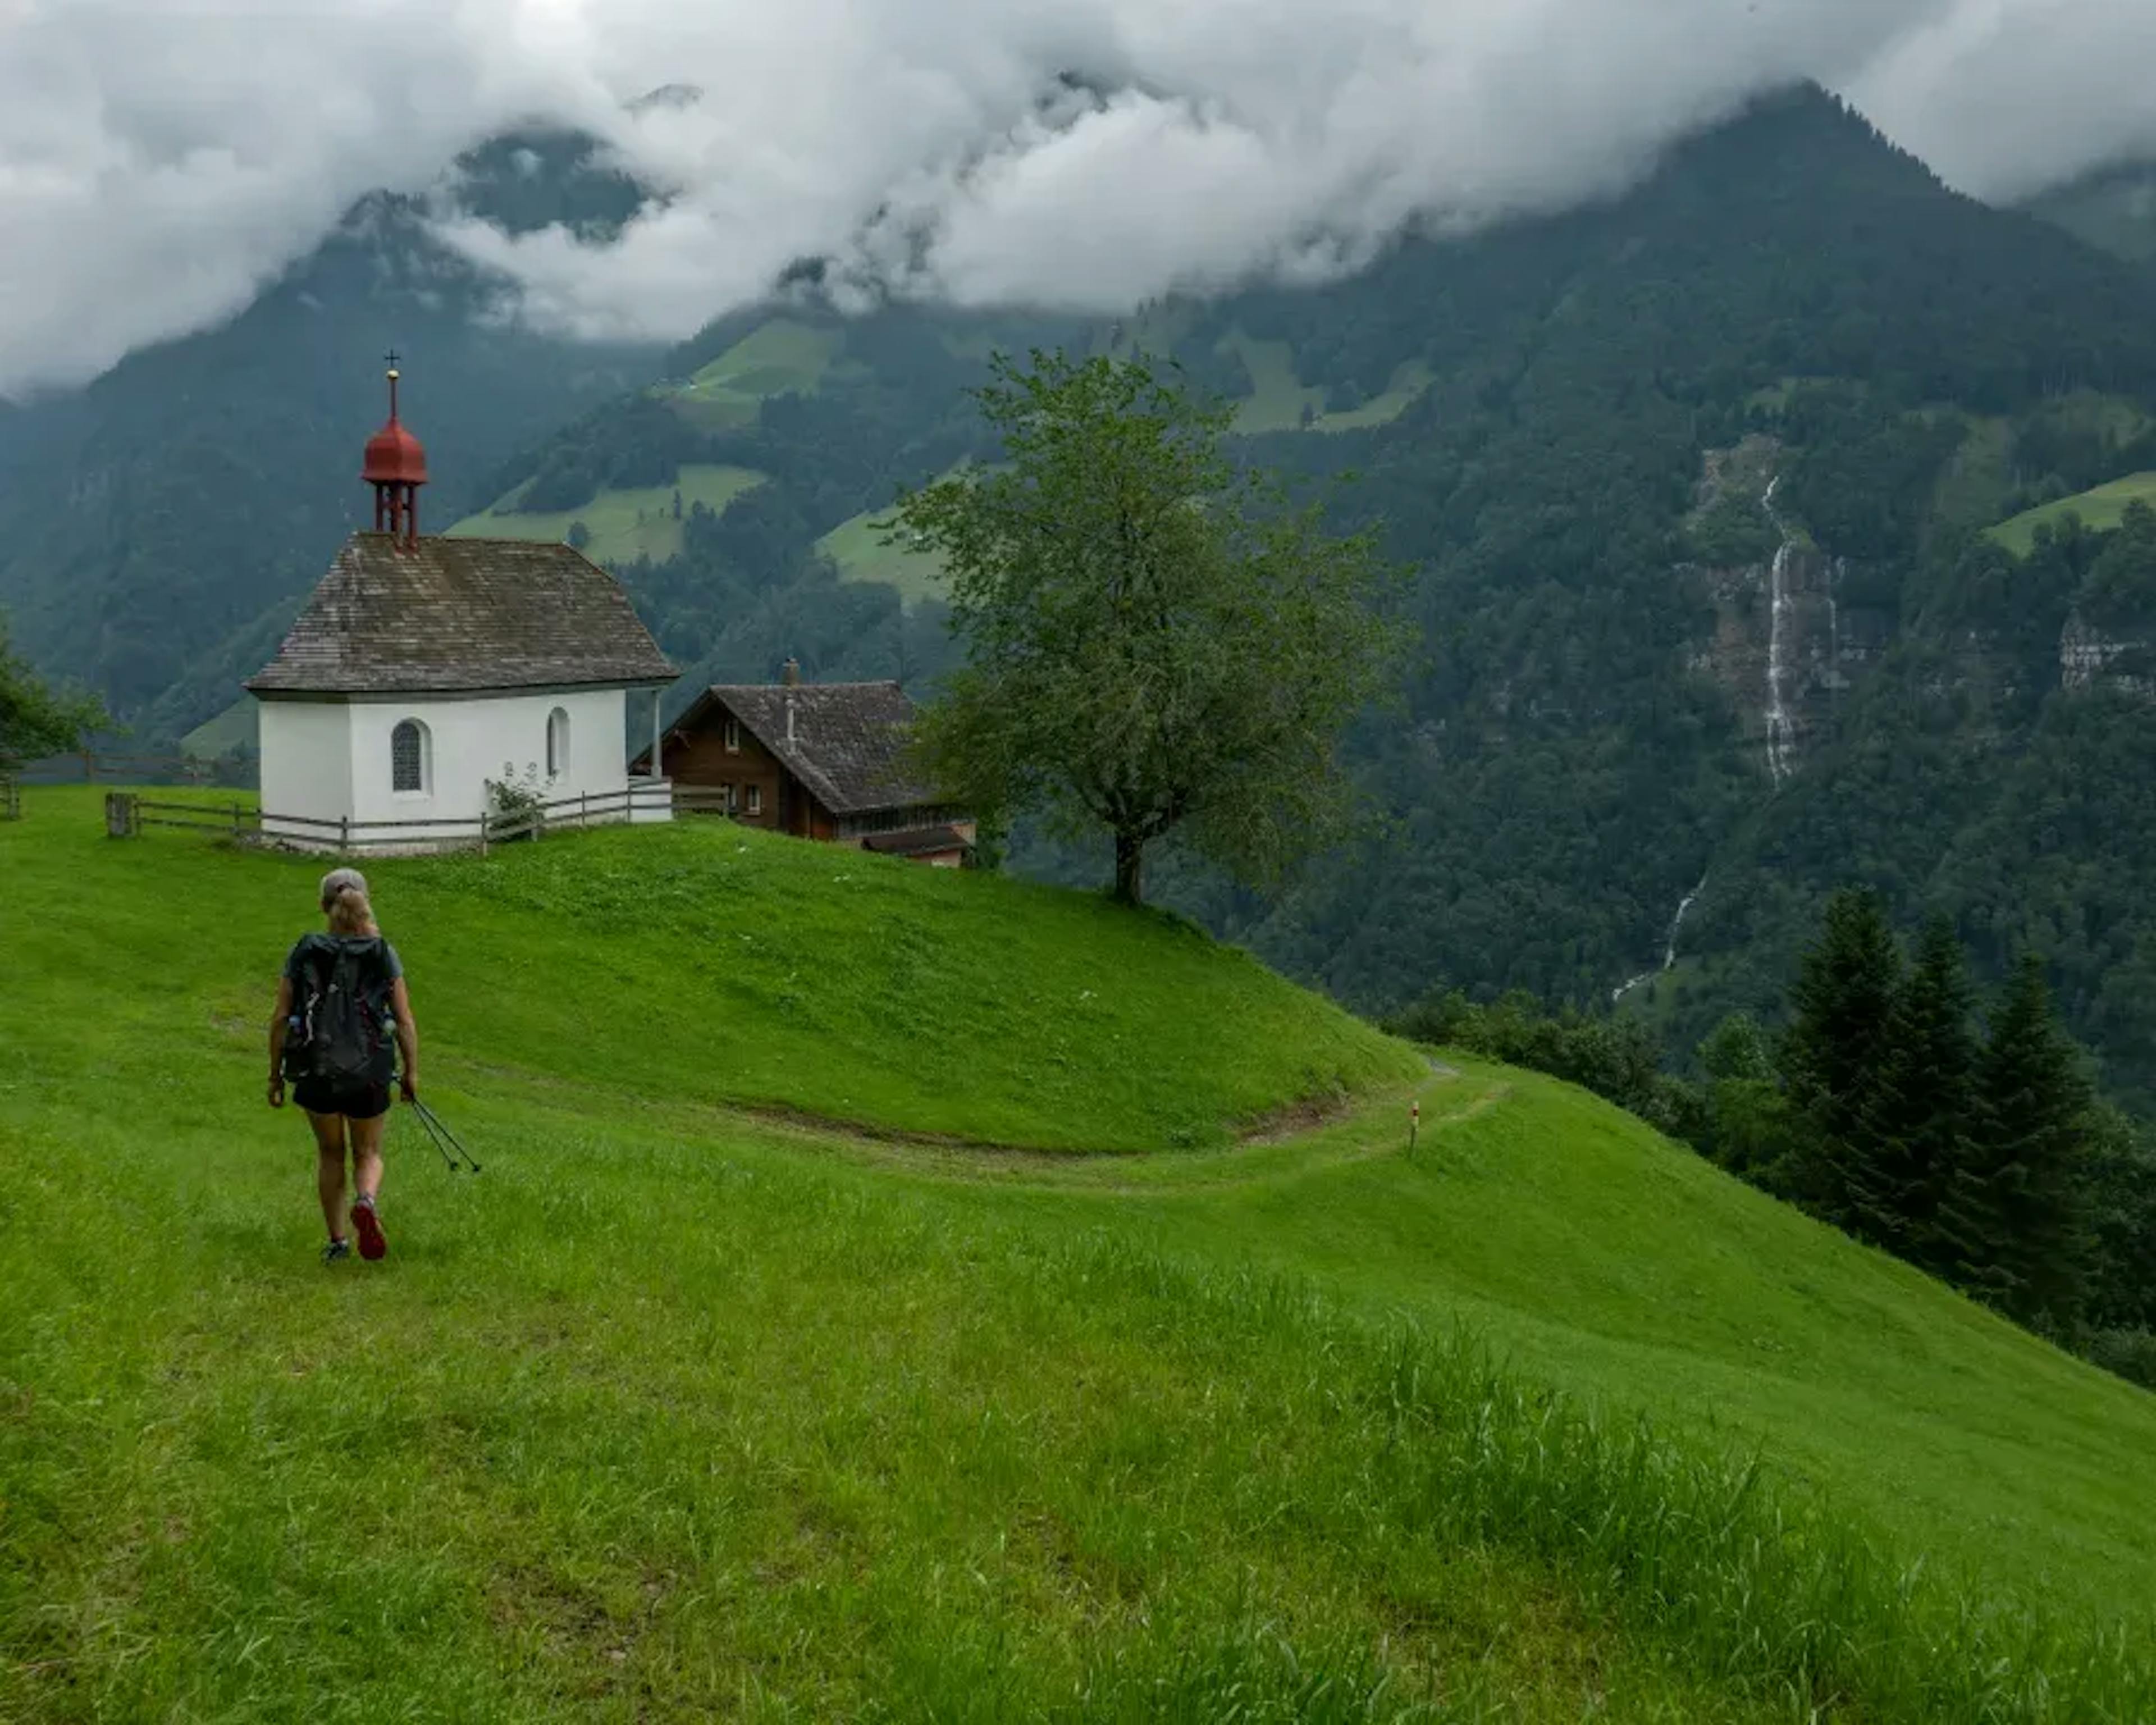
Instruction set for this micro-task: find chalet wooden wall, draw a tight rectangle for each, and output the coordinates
[661,719,835,839]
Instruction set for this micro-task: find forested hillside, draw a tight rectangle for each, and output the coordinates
[15,84,2156,1106]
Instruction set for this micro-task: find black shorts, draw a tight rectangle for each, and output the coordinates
[294,1077,392,1120]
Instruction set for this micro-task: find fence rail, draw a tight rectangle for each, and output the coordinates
[101,779,688,854]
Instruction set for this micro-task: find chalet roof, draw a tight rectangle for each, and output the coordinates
[860,824,970,857]
[701,680,944,815]
[245,532,674,696]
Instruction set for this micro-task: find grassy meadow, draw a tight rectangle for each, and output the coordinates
[816,509,953,609]
[1990,469,2156,554]
[662,320,850,431]
[447,465,768,569]
[1215,331,1434,435]
[4,788,2155,1721]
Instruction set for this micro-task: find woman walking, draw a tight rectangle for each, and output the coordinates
[268,866,419,1263]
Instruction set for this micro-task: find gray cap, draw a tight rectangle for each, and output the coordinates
[319,866,369,903]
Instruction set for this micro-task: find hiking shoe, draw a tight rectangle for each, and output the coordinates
[322,1237,353,1265]
[350,1195,387,1262]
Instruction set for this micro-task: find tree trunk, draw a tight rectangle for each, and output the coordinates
[1112,830,1145,905]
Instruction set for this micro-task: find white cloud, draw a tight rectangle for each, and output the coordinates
[1,0,2152,396]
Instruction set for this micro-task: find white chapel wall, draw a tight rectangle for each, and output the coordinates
[257,701,353,838]
[344,688,632,828]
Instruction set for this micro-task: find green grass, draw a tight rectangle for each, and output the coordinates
[817,508,951,608]
[4,788,2155,1720]
[1216,332,1433,434]
[179,696,257,761]
[447,464,766,568]
[1989,471,2156,555]
[660,318,849,430]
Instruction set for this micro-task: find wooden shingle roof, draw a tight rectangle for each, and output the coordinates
[246,533,674,696]
[703,681,944,815]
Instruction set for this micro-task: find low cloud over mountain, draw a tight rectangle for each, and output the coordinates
[5,0,2153,396]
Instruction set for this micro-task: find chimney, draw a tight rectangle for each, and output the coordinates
[782,656,801,687]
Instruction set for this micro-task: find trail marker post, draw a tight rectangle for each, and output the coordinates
[1409,1099,1420,1158]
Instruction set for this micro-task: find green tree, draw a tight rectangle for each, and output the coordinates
[1,615,104,771]
[1938,955,2095,1327]
[892,350,1406,905]
[1848,915,1977,1272]
[2081,1105,2156,1335]
[1780,890,1903,1224]
[1697,1014,1801,1184]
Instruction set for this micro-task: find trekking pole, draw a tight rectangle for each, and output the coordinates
[409,1097,463,1172]
[413,1096,482,1174]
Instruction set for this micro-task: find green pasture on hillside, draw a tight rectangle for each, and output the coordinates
[1990,470,2156,555]
[661,319,850,430]
[1216,331,1433,435]
[4,789,2154,1721]
[447,464,766,568]
[817,508,952,609]
[180,696,257,761]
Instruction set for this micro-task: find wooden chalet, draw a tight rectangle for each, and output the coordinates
[638,662,975,866]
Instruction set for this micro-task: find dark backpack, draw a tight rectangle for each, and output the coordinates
[284,935,396,1085]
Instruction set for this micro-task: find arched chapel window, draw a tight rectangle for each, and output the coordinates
[546,706,571,778]
[391,719,428,793]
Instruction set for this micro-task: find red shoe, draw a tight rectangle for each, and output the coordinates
[351,1194,388,1261]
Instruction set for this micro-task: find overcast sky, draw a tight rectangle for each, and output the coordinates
[3,0,2153,398]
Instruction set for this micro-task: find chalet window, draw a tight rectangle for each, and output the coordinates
[390,719,428,794]
[546,706,571,778]
[724,716,741,754]
[746,784,762,816]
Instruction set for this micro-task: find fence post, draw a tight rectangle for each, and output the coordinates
[104,791,137,838]
[339,815,350,854]
[231,801,243,838]
[581,790,590,830]
[479,810,490,858]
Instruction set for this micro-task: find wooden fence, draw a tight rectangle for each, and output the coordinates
[1,774,19,822]
[103,780,688,854]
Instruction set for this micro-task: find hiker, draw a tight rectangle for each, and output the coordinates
[268,866,419,1263]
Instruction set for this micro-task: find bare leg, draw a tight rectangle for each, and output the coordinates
[307,1110,349,1240]
[349,1112,387,1207]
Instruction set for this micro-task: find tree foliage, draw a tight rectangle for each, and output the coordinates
[1939,956,2096,1328]
[893,350,1407,905]
[1399,892,2154,1386]
[0,614,104,770]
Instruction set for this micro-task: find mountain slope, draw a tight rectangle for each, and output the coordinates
[0,131,666,732]
[21,87,2156,1107]
[4,793,2155,1719]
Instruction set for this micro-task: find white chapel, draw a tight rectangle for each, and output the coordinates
[246,366,676,850]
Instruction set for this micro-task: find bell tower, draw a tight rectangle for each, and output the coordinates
[361,353,428,547]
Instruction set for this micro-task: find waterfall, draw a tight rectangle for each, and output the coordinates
[1761,478,1796,784]
[1612,876,1710,1005]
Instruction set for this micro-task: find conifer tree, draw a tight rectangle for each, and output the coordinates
[1780,889,1902,1224]
[1848,915,1977,1272]
[1939,955,2094,1328]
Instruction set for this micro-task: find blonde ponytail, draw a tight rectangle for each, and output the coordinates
[319,866,377,936]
